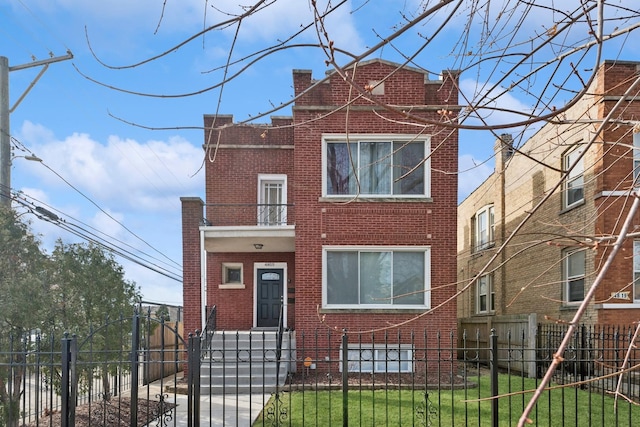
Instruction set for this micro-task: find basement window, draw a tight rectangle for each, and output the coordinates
[340,344,413,373]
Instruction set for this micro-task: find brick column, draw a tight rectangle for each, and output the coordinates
[181,197,204,337]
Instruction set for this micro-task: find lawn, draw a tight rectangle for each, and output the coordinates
[253,374,640,426]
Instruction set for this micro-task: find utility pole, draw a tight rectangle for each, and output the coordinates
[0,51,73,208]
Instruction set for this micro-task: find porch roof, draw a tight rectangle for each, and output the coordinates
[201,225,295,252]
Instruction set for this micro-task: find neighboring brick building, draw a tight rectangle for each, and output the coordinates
[182,59,460,367]
[457,60,640,326]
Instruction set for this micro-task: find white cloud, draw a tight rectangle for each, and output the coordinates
[90,209,126,242]
[459,78,533,128]
[17,121,204,213]
[12,120,194,304]
[458,154,493,202]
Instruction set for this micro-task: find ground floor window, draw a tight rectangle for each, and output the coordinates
[220,262,244,288]
[476,274,494,313]
[563,249,585,304]
[323,246,430,309]
[633,240,640,302]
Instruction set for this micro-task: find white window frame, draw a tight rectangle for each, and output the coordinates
[563,249,585,304]
[476,274,494,314]
[563,146,585,209]
[633,241,640,303]
[340,344,413,373]
[473,205,494,251]
[220,262,244,289]
[322,246,431,309]
[257,174,287,226]
[322,134,431,198]
[633,132,640,186]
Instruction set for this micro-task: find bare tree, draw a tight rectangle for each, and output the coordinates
[78,1,640,424]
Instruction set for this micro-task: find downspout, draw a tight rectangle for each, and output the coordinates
[498,134,511,314]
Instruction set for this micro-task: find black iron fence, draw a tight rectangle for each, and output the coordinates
[2,321,640,426]
[0,312,188,427]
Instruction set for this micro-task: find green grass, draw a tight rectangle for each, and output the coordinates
[253,374,640,426]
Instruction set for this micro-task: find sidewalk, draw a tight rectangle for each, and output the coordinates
[147,379,268,426]
[170,392,268,426]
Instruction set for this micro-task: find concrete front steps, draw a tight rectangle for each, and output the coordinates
[200,330,295,394]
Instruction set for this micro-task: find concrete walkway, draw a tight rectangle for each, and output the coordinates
[147,379,268,426]
[169,392,268,426]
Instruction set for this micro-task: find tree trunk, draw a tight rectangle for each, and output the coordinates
[102,369,111,401]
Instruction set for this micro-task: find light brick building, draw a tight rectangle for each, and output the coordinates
[457,60,640,326]
[182,59,460,362]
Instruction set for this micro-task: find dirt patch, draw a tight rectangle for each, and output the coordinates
[24,398,176,427]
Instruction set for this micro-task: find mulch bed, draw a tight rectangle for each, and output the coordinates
[24,398,177,427]
[285,372,471,390]
[167,371,471,394]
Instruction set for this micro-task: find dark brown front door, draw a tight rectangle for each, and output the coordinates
[257,269,283,327]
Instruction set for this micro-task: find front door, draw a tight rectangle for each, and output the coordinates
[256,268,283,327]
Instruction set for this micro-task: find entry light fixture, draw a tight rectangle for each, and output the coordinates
[254,243,264,250]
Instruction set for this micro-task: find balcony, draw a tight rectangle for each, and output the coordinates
[201,204,295,253]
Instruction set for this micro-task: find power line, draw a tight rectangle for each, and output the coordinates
[9,189,183,283]
[10,136,182,270]
[13,189,182,277]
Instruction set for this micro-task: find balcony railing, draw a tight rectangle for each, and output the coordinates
[204,203,294,227]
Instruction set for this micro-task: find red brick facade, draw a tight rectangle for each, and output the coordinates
[182,59,460,349]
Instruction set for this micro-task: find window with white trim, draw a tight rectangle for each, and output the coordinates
[258,174,287,226]
[222,263,243,285]
[323,135,430,197]
[563,249,585,304]
[476,274,494,314]
[633,241,640,302]
[323,247,430,309]
[341,344,413,373]
[563,147,585,209]
[472,205,494,251]
[633,132,640,185]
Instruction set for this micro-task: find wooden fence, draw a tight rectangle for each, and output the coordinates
[143,321,184,384]
[458,313,538,377]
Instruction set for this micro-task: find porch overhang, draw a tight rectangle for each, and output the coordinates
[201,225,296,252]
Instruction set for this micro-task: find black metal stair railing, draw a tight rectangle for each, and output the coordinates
[201,305,216,354]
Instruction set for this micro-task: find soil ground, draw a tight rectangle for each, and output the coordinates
[24,398,176,427]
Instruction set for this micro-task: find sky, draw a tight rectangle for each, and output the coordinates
[1,0,638,306]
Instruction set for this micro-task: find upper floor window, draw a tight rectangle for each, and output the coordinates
[323,135,430,198]
[476,274,495,314]
[323,246,430,309]
[563,249,585,304]
[563,147,585,209]
[473,205,494,251]
[633,241,640,302]
[633,132,640,186]
[258,174,287,226]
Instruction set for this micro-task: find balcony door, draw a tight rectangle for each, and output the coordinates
[258,174,287,226]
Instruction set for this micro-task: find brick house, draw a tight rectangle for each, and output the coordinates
[182,59,460,368]
[457,60,640,326]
